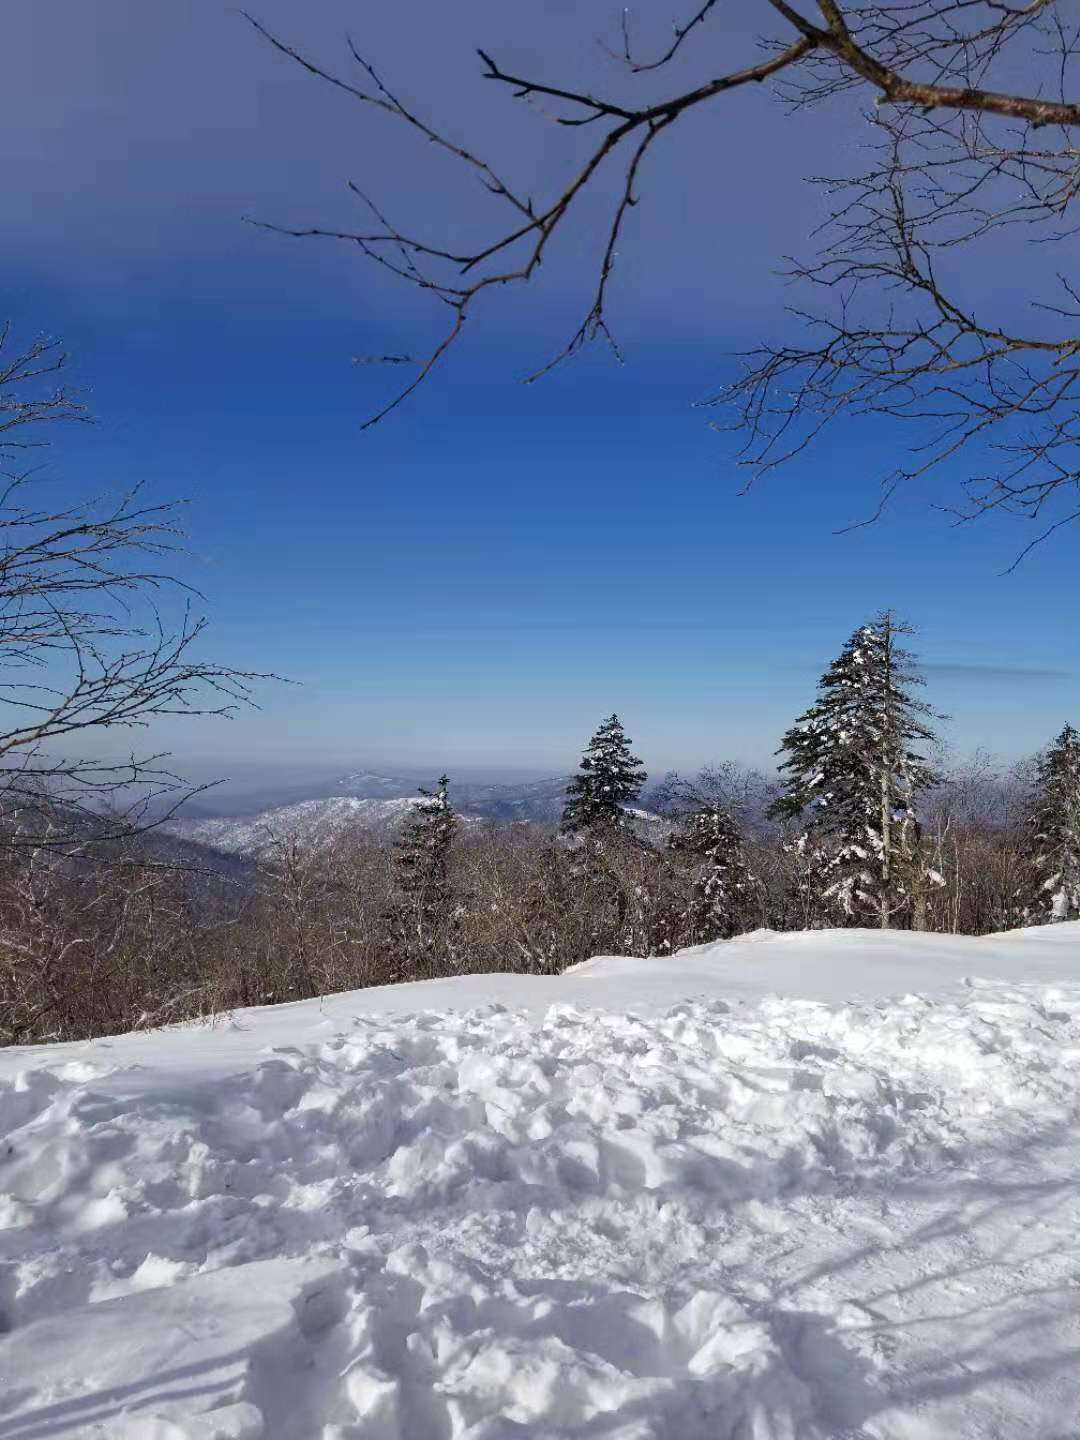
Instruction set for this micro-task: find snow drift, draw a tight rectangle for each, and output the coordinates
[1,924,1079,1438]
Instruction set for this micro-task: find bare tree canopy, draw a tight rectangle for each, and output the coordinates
[0,325,265,852]
[249,0,1080,555]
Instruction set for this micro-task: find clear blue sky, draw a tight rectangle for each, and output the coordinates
[4,0,1077,784]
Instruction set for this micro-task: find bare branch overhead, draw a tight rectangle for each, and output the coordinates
[249,0,1080,551]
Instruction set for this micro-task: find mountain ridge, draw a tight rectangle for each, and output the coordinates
[162,772,670,859]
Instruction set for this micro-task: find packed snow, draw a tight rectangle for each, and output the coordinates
[2,924,1080,1438]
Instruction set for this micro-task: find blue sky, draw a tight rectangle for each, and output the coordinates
[4,0,1077,784]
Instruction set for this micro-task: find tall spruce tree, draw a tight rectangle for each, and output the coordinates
[670,806,759,943]
[561,714,646,833]
[384,774,458,975]
[1024,725,1080,923]
[770,612,940,928]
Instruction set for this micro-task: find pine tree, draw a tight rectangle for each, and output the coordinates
[1024,725,1080,923]
[670,805,759,942]
[384,774,458,975]
[780,830,837,931]
[770,611,940,928]
[561,714,646,833]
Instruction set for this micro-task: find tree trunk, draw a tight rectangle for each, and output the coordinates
[879,618,893,929]
[912,889,928,932]
[880,765,892,929]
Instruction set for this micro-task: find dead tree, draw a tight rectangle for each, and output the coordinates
[249,1,1080,554]
[0,325,264,853]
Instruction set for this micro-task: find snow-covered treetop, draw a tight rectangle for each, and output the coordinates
[562,713,646,833]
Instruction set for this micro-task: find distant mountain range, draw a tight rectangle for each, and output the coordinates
[0,770,670,886]
[163,795,426,859]
[161,771,668,860]
[161,772,576,860]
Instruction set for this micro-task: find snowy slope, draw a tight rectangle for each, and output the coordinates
[163,781,665,858]
[2,925,1080,1438]
[164,795,425,858]
[163,792,542,859]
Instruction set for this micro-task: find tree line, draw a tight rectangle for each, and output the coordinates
[390,611,1078,961]
[5,608,1074,1046]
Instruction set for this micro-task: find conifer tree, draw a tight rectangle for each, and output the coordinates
[780,831,837,931]
[561,714,646,833]
[670,806,759,942]
[384,774,458,975]
[770,612,940,928]
[1024,725,1080,923]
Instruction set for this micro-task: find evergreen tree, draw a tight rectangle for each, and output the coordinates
[780,830,837,931]
[561,714,646,833]
[384,774,458,975]
[1024,725,1080,922]
[670,805,759,942]
[770,612,940,928]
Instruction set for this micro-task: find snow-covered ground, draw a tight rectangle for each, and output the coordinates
[2,925,1080,1438]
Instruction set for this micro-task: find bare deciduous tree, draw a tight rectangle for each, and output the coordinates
[0,325,264,852]
[249,1,1080,553]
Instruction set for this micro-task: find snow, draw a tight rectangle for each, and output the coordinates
[165,796,425,858]
[2,925,1080,1438]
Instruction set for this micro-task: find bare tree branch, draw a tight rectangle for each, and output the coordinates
[250,0,1080,551]
[0,326,274,854]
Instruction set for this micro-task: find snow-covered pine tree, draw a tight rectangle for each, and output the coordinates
[1024,724,1080,923]
[561,714,647,833]
[780,830,837,931]
[770,612,940,928]
[669,806,759,942]
[384,774,458,976]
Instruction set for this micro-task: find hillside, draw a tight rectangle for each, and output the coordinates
[164,794,426,858]
[162,776,668,858]
[3,923,1080,1437]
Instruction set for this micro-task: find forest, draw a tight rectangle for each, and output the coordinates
[3,609,1076,1046]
